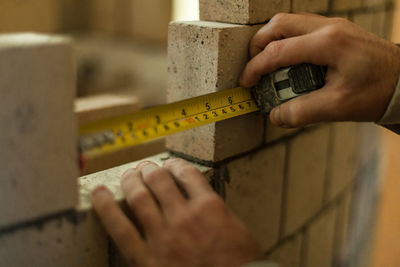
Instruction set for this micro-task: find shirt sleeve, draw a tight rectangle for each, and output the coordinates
[379,74,400,125]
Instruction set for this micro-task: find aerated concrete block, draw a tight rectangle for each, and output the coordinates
[284,126,330,235]
[225,143,286,250]
[200,0,291,25]
[0,209,108,267]
[0,33,78,228]
[166,21,264,162]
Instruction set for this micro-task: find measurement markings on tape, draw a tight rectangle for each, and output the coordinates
[79,87,259,159]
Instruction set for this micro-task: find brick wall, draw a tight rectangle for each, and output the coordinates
[167,0,395,266]
[0,1,396,267]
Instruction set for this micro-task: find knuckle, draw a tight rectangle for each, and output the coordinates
[173,211,197,228]
[127,189,151,209]
[176,165,200,179]
[322,24,346,44]
[330,17,348,25]
[196,194,225,213]
[271,12,289,25]
[145,168,169,185]
[264,40,284,58]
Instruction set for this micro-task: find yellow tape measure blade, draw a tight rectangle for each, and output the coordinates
[79,87,259,159]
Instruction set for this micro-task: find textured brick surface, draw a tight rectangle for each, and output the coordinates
[0,0,60,32]
[292,0,329,13]
[0,210,107,267]
[225,143,286,250]
[284,126,330,235]
[199,0,291,24]
[166,21,264,162]
[304,207,336,267]
[266,234,303,267]
[0,34,78,228]
[325,123,358,202]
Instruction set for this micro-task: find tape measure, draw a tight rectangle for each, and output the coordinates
[79,86,259,159]
[79,64,326,160]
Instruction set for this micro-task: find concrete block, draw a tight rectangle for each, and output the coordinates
[304,207,336,267]
[166,21,264,162]
[75,94,141,126]
[0,34,78,228]
[225,143,286,250]
[199,0,291,24]
[284,126,330,235]
[0,0,60,33]
[116,0,172,43]
[265,119,300,143]
[266,234,303,267]
[0,209,108,267]
[79,152,213,209]
[292,0,329,13]
[331,0,363,12]
[325,123,359,202]
[333,192,352,266]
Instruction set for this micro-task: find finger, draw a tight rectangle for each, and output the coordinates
[121,168,164,234]
[163,158,214,200]
[250,13,328,58]
[269,85,343,128]
[91,186,146,265]
[241,33,333,88]
[137,161,186,213]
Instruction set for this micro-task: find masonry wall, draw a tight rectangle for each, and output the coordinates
[0,1,396,267]
[166,0,395,266]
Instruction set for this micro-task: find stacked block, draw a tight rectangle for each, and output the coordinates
[0,33,80,264]
[0,34,78,228]
[166,21,264,161]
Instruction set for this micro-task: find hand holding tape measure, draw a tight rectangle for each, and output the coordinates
[79,63,326,160]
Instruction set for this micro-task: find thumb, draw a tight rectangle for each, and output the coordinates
[270,87,341,128]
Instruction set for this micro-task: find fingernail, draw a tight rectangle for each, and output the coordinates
[136,161,152,169]
[91,185,108,197]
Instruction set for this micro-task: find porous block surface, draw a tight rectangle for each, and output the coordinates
[226,143,286,250]
[166,21,264,162]
[0,33,78,228]
[200,0,290,24]
[284,126,330,235]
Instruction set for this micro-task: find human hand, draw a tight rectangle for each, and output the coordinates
[91,159,263,267]
[240,13,400,128]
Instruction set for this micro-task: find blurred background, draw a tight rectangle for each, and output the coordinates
[0,0,198,107]
[1,1,400,266]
